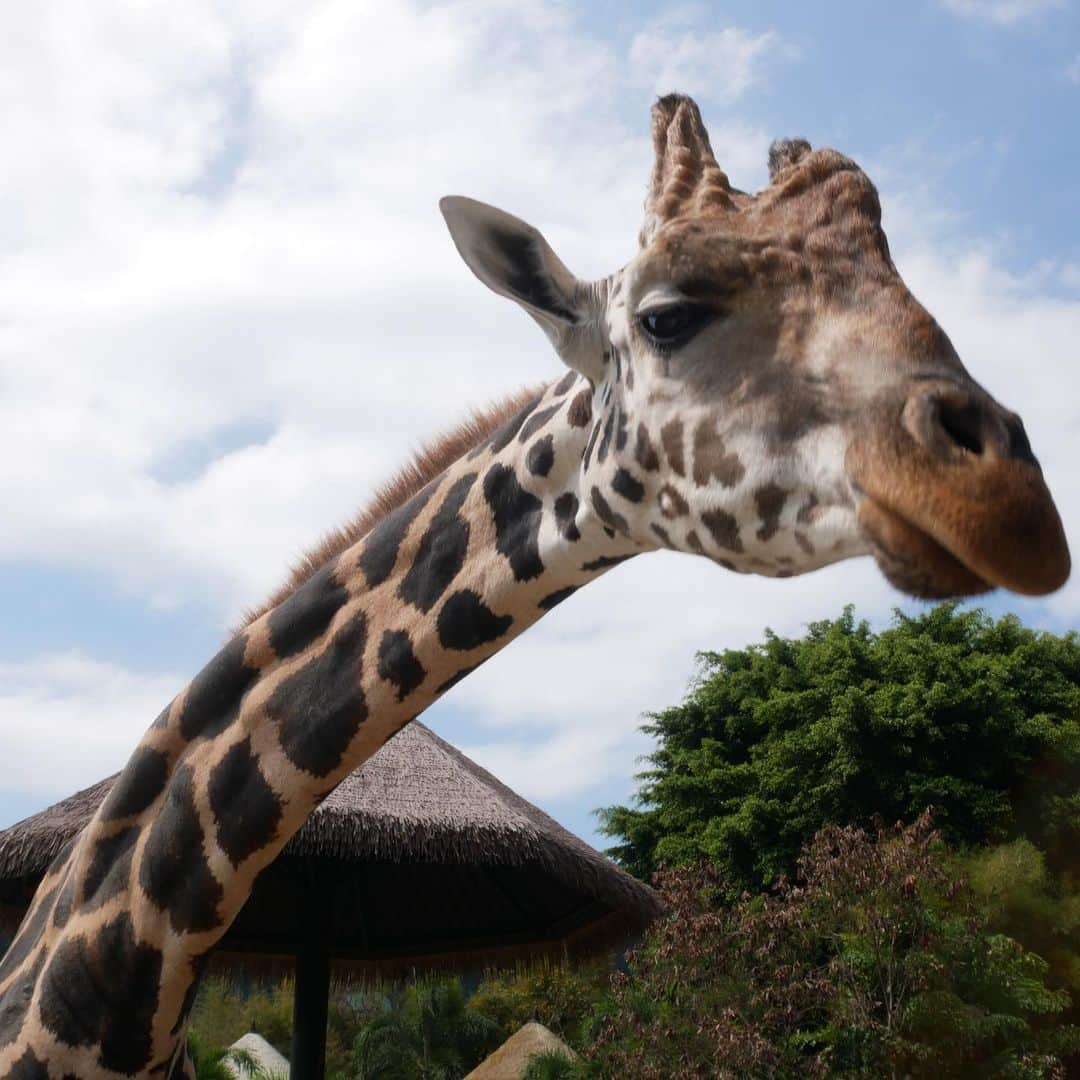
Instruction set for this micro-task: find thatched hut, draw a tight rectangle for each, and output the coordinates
[225,1033,290,1079]
[465,1021,577,1079]
[0,722,659,1079]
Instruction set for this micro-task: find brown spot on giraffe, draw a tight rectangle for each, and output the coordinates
[701,508,744,553]
[635,422,660,472]
[692,420,745,489]
[658,484,689,519]
[754,484,788,542]
[660,417,685,476]
[567,388,592,428]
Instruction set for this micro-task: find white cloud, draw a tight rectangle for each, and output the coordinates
[1066,53,1080,84]
[0,0,778,619]
[628,9,785,104]
[450,552,896,802]
[0,0,781,817]
[939,0,1065,23]
[1,0,1078,824]
[0,654,182,799]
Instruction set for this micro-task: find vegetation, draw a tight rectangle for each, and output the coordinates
[189,974,360,1079]
[183,605,1080,1077]
[580,816,1079,1079]
[187,1028,279,1079]
[347,976,504,1079]
[467,960,611,1046]
[598,604,1080,891]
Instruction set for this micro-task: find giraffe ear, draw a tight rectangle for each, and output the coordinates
[440,196,608,381]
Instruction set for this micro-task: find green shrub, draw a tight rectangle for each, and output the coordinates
[469,960,611,1047]
[584,815,1080,1078]
[348,974,504,1079]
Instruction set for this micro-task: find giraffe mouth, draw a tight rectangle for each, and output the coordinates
[845,385,1070,600]
[856,496,992,598]
[848,455,1070,599]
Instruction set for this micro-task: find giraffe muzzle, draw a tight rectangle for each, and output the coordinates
[846,384,1070,598]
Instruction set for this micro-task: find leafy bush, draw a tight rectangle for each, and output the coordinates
[583,815,1080,1079]
[348,975,505,1079]
[521,1049,580,1079]
[186,1029,280,1079]
[468,960,611,1047]
[189,974,369,1079]
[189,976,294,1060]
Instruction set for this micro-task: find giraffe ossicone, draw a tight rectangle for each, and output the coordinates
[0,93,1068,1079]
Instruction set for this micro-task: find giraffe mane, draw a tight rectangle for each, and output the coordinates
[236,384,545,631]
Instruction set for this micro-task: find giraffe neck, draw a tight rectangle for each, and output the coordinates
[0,374,639,1078]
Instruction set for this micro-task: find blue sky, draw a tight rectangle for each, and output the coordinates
[1,0,1078,852]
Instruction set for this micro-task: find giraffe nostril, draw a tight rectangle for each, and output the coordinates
[1005,416,1037,467]
[936,398,984,456]
[906,384,1039,467]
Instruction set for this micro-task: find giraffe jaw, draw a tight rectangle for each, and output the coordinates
[856,496,993,599]
[851,467,1070,599]
[845,396,1070,599]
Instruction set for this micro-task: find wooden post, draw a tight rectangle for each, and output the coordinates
[291,864,330,1080]
[291,943,330,1080]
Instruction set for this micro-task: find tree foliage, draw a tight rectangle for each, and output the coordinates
[581,816,1080,1079]
[347,976,505,1080]
[182,604,1080,1077]
[598,605,1080,893]
[467,959,611,1046]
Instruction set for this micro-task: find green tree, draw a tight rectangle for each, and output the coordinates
[188,974,375,1080]
[582,816,1079,1079]
[468,960,611,1047]
[598,604,1080,894]
[521,1049,581,1079]
[348,975,505,1079]
[961,840,1080,1022]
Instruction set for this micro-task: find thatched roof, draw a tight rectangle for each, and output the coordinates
[225,1033,289,1079]
[0,723,659,974]
[464,1022,577,1079]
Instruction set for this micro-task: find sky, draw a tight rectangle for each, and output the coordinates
[1,0,1079,853]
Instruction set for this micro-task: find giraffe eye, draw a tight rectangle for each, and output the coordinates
[638,303,713,348]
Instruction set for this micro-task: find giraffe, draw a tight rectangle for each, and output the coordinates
[0,94,1069,1079]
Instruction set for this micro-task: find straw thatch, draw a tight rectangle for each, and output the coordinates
[0,723,659,974]
[225,1033,289,1079]
[464,1022,577,1079]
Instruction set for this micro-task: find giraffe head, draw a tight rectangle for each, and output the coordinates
[441,94,1069,598]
